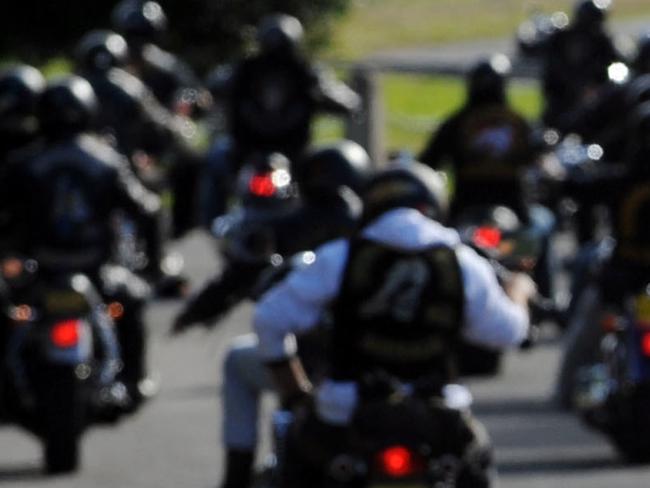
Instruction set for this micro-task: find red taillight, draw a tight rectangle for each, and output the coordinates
[249,173,276,197]
[472,226,502,249]
[378,446,418,478]
[641,332,650,357]
[51,319,81,348]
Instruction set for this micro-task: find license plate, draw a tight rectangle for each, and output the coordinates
[44,290,90,315]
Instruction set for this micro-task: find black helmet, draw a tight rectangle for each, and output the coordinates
[634,32,650,75]
[256,13,304,54]
[75,30,128,73]
[0,65,45,137]
[297,140,372,198]
[361,161,449,224]
[573,0,609,29]
[112,0,168,42]
[467,54,510,105]
[38,76,99,139]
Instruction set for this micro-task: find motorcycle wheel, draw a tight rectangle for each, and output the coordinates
[38,365,85,474]
[609,387,650,464]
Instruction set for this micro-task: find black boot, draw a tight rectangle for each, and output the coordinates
[220,449,254,488]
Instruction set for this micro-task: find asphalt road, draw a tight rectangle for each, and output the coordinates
[364,16,650,76]
[2,230,650,487]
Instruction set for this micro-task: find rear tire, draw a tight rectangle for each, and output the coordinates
[609,386,650,464]
[37,365,84,474]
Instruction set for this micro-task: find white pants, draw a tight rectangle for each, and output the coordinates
[222,334,273,450]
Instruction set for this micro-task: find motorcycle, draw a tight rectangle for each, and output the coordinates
[454,204,549,375]
[570,278,650,463]
[0,256,127,473]
[174,151,299,327]
[516,10,568,59]
[259,373,488,488]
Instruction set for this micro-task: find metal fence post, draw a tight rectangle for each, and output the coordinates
[344,64,385,167]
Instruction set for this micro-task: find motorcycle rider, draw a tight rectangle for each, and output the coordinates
[0,65,46,233]
[173,140,370,331]
[419,55,556,301]
[173,141,371,488]
[75,29,199,275]
[0,76,162,407]
[75,29,175,159]
[200,13,361,226]
[0,65,46,395]
[111,0,208,113]
[557,102,650,408]
[252,161,535,487]
[0,65,45,163]
[541,0,622,130]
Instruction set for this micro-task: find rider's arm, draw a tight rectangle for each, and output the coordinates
[311,64,362,115]
[112,150,161,217]
[457,244,532,349]
[109,147,164,273]
[254,239,349,361]
[254,239,348,403]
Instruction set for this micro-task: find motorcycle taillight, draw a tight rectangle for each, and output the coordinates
[249,173,276,197]
[641,332,650,358]
[472,226,502,249]
[376,445,424,478]
[50,319,81,348]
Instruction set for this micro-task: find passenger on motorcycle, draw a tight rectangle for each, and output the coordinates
[0,76,162,408]
[540,0,622,130]
[253,162,535,487]
[178,142,372,488]
[200,13,361,226]
[419,56,557,300]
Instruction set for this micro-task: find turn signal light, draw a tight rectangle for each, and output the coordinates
[51,319,81,348]
[107,301,125,320]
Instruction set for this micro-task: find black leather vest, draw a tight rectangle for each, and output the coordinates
[329,238,464,383]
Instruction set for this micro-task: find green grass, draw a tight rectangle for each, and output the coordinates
[314,73,542,154]
[40,58,72,79]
